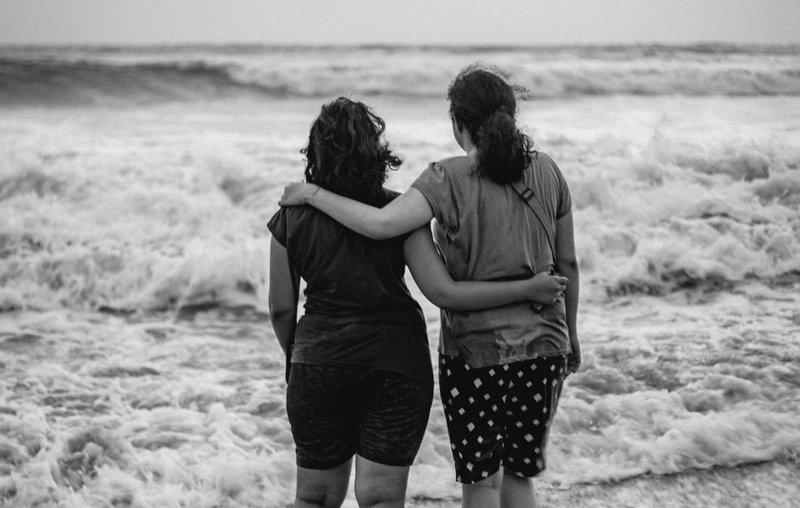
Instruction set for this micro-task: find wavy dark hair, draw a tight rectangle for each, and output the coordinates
[447,65,534,184]
[302,97,401,204]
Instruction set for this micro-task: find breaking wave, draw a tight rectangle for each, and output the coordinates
[2,43,800,105]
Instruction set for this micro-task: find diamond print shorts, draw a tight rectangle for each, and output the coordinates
[439,353,566,483]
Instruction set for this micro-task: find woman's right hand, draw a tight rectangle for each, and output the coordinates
[527,272,568,305]
[279,182,319,206]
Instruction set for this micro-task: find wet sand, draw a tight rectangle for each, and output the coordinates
[411,461,800,508]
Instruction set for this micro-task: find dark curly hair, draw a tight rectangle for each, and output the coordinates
[448,65,534,185]
[302,97,401,204]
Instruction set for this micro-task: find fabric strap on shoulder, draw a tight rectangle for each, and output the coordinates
[510,157,558,269]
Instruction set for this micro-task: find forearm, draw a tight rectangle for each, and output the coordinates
[268,238,299,356]
[270,310,297,355]
[428,279,533,311]
[310,187,393,239]
[405,226,545,310]
[558,261,579,340]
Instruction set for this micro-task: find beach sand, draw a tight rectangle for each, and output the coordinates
[412,461,800,508]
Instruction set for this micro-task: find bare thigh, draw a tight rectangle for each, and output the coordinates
[295,458,352,508]
[354,455,409,508]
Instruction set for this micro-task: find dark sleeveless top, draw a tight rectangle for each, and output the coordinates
[267,188,432,385]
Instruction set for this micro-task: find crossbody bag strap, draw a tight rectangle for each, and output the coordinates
[510,161,558,269]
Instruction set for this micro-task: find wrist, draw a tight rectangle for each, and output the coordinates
[517,280,533,298]
[308,184,322,206]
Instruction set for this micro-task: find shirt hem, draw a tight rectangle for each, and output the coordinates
[438,347,571,369]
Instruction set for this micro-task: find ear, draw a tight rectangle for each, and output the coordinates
[451,116,462,133]
[451,117,463,147]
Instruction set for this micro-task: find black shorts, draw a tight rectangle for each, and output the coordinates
[287,363,433,469]
[439,353,566,483]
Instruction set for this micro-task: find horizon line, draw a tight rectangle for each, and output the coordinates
[2,40,799,50]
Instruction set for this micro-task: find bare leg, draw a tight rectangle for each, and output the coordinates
[461,470,502,508]
[295,458,352,508]
[353,455,409,508]
[500,471,535,508]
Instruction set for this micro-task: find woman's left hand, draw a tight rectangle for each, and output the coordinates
[566,336,581,376]
[528,271,568,305]
[279,182,318,206]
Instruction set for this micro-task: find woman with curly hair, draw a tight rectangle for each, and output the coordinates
[268,97,567,508]
[279,67,580,508]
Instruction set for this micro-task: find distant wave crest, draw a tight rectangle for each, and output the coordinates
[2,45,800,105]
[0,59,283,105]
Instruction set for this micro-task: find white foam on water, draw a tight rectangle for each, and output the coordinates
[2,62,800,505]
[2,283,799,506]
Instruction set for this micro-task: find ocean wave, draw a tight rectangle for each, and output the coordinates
[2,44,800,105]
[0,168,65,200]
[2,164,799,312]
[0,59,281,105]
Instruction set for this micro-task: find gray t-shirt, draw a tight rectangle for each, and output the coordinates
[411,151,572,367]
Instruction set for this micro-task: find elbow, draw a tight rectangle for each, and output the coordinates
[557,255,579,273]
[426,292,450,310]
[366,215,396,240]
[419,286,452,309]
[268,302,296,324]
[269,310,296,330]
[363,210,407,240]
[373,232,395,241]
[428,288,466,310]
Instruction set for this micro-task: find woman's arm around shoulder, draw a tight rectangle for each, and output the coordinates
[403,226,567,311]
[279,183,433,240]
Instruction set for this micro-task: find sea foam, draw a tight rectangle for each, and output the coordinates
[1,47,799,506]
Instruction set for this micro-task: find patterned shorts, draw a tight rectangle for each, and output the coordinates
[439,353,566,483]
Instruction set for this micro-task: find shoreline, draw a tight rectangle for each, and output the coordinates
[409,460,800,508]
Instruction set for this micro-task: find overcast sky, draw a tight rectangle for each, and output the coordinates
[1,0,798,46]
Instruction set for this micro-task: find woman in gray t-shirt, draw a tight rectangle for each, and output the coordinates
[279,67,580,508]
